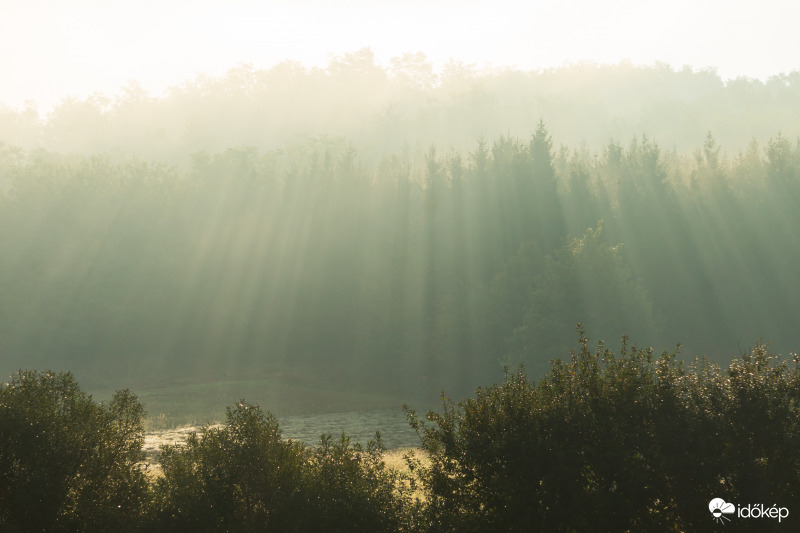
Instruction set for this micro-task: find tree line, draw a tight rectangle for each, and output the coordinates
[1,124,798,395]
[2,53,799,167]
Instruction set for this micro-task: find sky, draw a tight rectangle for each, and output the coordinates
[1,0,799,113]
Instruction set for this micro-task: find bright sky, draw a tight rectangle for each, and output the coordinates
[1,0,798,112]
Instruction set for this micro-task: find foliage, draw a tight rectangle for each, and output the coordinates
[0,370,150,532]
[153,402,307,531]
[3,61,800,163]
[299,432,418,532]
[153,401,414,532]
[406,327,800,531]
[2,123,800,401]
[2,359,799,531]
[499,222,659,369]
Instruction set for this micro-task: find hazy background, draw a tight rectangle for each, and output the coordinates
[1,0,799,425]
[2,0,799,112]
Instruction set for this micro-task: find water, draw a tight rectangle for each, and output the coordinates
[143,408,422,463]
[279,409,420,449]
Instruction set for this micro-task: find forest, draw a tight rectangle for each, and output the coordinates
[2,123,799,390]
[2,60,800,399]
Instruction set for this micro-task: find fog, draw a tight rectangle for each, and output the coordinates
[3,0,799,111]
[1,1,800,424]
[2,56,799,165]
[2,54,800,424]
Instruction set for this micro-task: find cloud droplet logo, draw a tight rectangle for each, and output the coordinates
[709,498,736,524]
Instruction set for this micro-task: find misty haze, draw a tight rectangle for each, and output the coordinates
[1,1,800,530]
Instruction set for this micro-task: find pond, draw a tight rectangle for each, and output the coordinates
[279,408,421,449]
[143,408,423,463]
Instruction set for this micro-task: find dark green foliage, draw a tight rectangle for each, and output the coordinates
[0,370,150,532]
[154,402,413,532]
[497,223,658,369]
[300,433,416,532]
[406,328,800,531]
[154,402,308,531]
[2,362,798,531]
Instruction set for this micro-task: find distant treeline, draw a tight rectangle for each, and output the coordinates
[1,123,798,391]
[1,52,799,166]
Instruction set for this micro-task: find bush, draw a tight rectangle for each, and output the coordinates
[7,338,797,532]
[153,402,307,531]
[406,327,800,531]
[154,401,414,532]
[298,432,417,532]
[0,370,150,532]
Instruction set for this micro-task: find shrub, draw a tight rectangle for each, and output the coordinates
[298,432,417,532]
[0,370,150,532]
[153,402,308,531]
[406,327,800,531]
[154,401,414,532]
